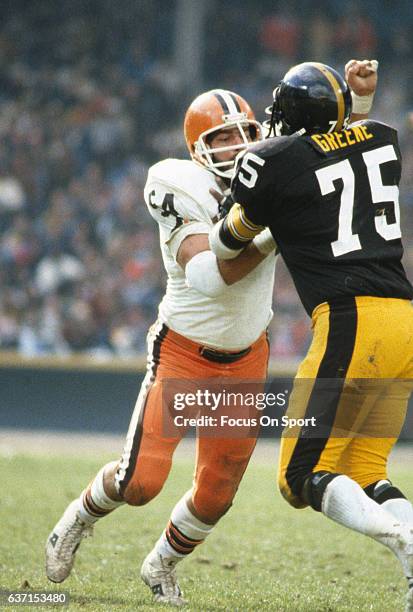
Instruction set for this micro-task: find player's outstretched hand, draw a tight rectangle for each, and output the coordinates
[345,59,378,97]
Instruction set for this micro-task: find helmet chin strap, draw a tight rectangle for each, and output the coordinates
[263,102,278,138]
[265,86,287,138]
[265,116,307,138]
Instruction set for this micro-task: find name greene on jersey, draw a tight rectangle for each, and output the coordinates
[224,120,413,315]
[311,123,373,153]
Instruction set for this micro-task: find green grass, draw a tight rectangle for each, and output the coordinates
[0,447,411,611]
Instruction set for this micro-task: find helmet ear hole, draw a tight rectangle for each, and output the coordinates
[248,125,258,140]
[205,132,214,146]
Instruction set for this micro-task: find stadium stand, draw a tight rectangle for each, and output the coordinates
[0,0,411,363]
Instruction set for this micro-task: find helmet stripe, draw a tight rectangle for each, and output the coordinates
[229,93,241,113]
[308,62,345,131]
[214,90,240,115]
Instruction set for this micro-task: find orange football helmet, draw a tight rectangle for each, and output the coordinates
[184,89,263,178]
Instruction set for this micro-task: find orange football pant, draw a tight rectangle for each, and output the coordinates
[116,322,269,523]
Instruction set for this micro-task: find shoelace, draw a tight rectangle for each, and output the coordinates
[57,518,93,560]
[151,559,180,598]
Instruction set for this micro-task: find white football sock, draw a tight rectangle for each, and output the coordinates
[383,498,413,524]
[152,490,214,563]
[322,476,413,583]
[372,480,413,524]
[77,461,125,525]
[322,475,401,544]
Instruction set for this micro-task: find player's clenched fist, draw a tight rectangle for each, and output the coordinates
[345,59,378,97]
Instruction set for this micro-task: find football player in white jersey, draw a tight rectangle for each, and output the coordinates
[45,89,278,606]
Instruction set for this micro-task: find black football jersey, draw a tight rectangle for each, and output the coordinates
[231,120,413,315]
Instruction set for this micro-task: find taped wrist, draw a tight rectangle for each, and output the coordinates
[253,228,277,255]
[351,91,374,114]
[350,59,378,115]
[185,250,227,297]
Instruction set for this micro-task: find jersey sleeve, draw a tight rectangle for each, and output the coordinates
[212,149,276,252]
[231,150,273,227]
[144,181,211,260]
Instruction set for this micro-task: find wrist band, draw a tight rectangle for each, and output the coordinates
[351,91,374,115]
[209,220,243,260]
[253,228,277,255]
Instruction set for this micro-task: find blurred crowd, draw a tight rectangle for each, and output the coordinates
[0,0,412,362]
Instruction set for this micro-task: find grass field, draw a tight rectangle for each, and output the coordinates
[0,437,412,611]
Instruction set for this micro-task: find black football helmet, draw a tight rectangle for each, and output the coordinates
[265,62,352,137]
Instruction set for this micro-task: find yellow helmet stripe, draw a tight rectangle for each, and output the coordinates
[308,62,345,132]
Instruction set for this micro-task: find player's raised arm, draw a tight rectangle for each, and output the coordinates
[345,59,378,123]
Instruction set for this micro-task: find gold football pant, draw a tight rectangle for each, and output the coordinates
[278,297,413,508]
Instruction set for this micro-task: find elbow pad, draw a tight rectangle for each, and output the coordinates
[185,250,228,298]
[209,220,243,260]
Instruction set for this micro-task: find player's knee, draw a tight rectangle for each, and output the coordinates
[277,464,312,509]
[278,479,308,509]
[122,477,164,507]
[102,461,123,502]
[364,479,407,504]
[301,471,341,511]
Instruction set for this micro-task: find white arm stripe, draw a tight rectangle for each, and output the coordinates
[228,216,253,242]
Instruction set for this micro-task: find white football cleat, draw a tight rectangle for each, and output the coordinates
[46,500,93,583]
[141,551,187,607]
[381,523,413,612]
[406,583,413,612]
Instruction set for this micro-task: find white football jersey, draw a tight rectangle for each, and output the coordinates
[144,159,276,350]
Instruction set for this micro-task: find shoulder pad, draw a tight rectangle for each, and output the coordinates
[146,159,216,195]
[248,135,298,159]
[349,119,398,137]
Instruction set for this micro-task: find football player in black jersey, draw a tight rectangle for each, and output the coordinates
[210,60,413,610]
